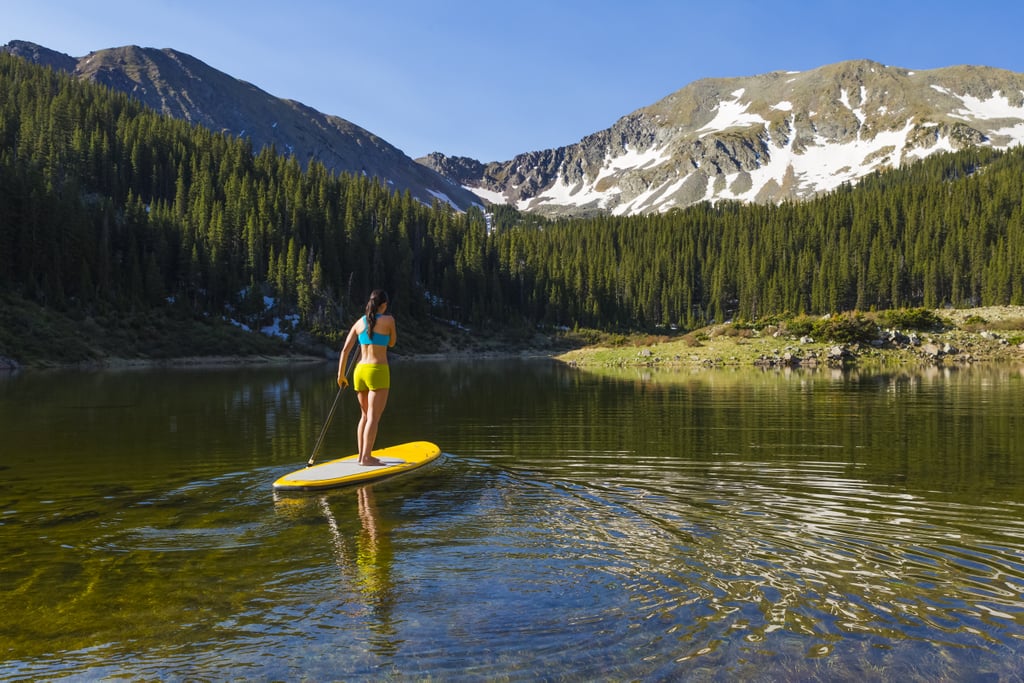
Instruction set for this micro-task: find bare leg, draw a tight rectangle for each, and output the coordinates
[358,388,389,465]
[356,391,369,457]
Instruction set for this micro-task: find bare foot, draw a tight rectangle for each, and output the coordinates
[359,457,385,466]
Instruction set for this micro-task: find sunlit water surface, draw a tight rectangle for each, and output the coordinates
[2,360,1024,681]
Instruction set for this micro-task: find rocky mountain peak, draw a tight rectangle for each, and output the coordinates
[420,60,1024,217]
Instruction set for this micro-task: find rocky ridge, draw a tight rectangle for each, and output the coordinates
[420,60,1024,217]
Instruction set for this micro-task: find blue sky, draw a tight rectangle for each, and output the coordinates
[6,0,1024,162]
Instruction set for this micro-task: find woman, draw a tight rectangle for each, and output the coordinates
[338,289,397,466]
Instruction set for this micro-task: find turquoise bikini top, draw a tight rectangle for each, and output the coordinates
[358,316,390,346]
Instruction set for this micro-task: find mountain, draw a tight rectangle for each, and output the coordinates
[7,42,1023,220]
[1,40,483,212]
[419,60,1024,217]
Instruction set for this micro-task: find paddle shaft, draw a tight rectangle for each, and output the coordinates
[306,349,357,467]
[306,387,342,467]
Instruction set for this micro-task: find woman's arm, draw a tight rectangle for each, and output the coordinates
[338,324,359,386]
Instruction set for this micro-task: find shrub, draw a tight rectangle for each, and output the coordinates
[781,314,817,337]
[682,333,703,347]
[721,326,754,338]
[636,334,670,346]
[811,312,878,344]
[879,307,945,331]
[749,313,791,328]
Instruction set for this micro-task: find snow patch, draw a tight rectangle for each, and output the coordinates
[905,131,957,159]
[529,172,617,210]
[840,87,868,127]
[709,117,917,203]
[698,89,768,134]
[595,143,671,182]
[613,174,690,216]
[992,122,1024,146]
[261,315,299,340]
[530,143,669,211]
[949,90,1024,121]
[426,188,459,209]
[468,185,509,206]
[932,86,1024,123]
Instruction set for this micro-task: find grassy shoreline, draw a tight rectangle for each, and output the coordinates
[0,294,576,371]
[4,300,1024,372]
[555,306,1024,371]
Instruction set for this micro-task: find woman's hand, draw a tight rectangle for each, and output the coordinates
[337,375,349,389]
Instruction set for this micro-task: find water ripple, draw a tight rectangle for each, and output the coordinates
[481,453,1024,674]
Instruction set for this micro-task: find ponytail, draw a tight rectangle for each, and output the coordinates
[365,289,389,334]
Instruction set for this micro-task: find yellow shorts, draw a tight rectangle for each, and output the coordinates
[352,363,390,392]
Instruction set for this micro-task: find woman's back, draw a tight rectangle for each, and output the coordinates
[356,314,395,364]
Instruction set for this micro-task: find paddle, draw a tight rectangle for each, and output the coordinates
[306,349,357,467]
[306,386,343,467]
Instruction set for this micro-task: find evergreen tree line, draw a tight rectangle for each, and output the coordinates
[497,145,1024,329]
[2,52,1024,340]
[0,52,487,335]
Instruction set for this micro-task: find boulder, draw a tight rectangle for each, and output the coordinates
[827,345,849,359]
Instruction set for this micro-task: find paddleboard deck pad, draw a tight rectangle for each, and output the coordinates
[273,441,441,491]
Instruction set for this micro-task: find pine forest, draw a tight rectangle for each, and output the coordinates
[2,52,1024,359]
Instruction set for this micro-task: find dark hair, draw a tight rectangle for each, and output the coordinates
[365,289,389,335]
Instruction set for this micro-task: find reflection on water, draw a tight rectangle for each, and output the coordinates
[1,361,1024,680]
[317,487,398,653]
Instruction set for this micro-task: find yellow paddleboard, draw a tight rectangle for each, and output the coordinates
[272,441,442,491]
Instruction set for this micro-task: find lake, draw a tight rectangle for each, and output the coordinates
[2,359,1024,681]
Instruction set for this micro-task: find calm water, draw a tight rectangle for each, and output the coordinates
[2,359,1024,681]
